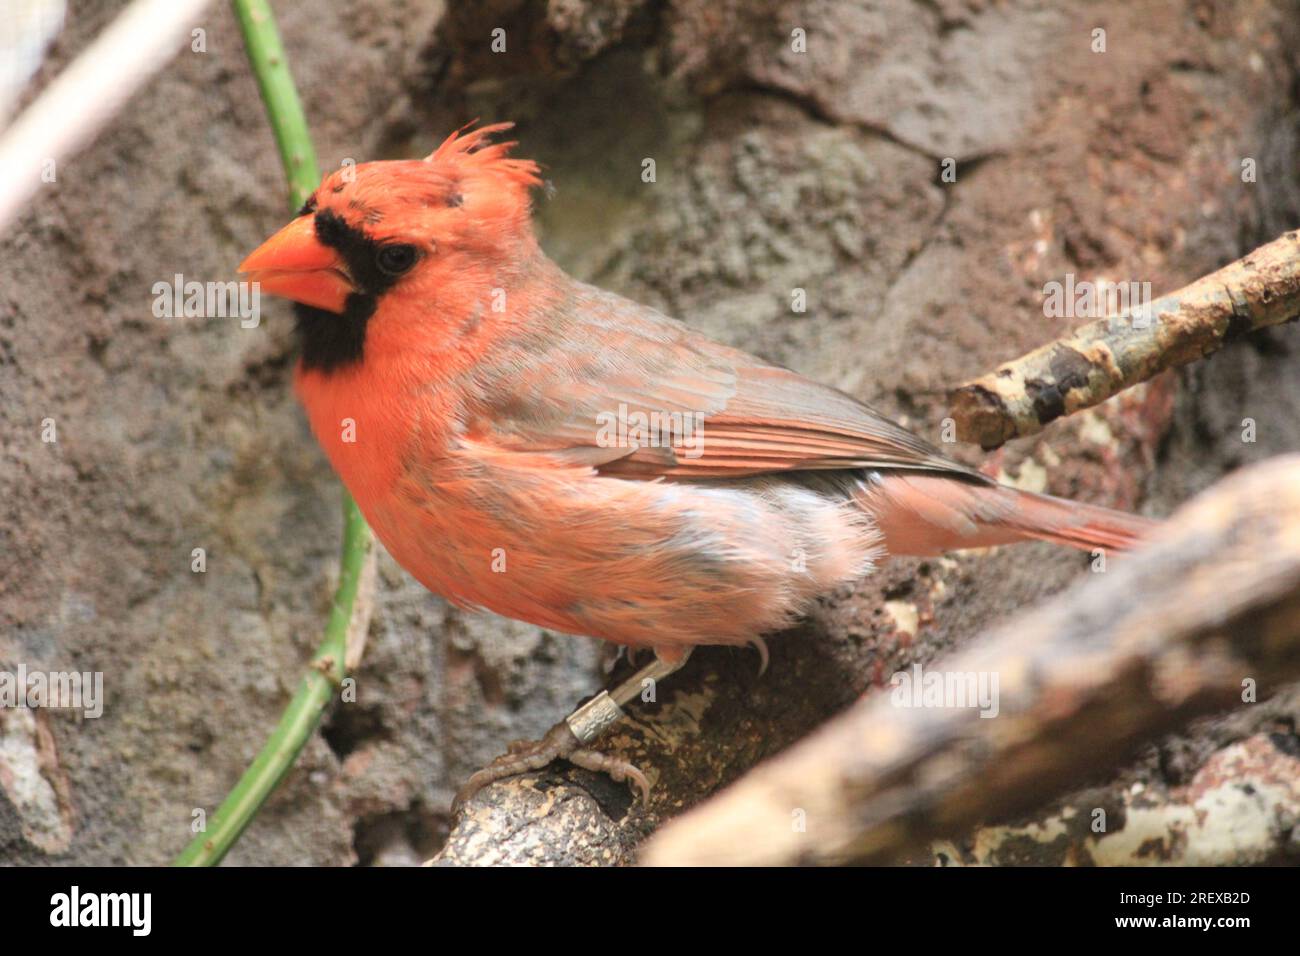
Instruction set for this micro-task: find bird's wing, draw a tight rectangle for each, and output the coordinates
[465,282,981,480]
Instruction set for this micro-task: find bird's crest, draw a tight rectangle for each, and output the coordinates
[425,121,542,191]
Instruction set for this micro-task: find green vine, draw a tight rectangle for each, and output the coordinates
[173,0,373,866]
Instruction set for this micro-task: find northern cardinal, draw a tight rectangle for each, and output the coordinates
[241,123,1154,806]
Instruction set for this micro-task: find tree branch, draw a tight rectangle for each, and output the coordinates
[950,231,1300,449]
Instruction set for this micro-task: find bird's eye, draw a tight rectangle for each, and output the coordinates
[375,243,419,276]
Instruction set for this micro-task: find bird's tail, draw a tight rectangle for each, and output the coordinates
[995,485,1155,552]
[858,471,1156,557]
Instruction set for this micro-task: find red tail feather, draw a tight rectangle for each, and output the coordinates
[1003,488,1156,553]
[861,472,1156,557]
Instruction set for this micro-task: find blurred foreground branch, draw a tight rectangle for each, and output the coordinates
[0,0,212,231]
[642,455,1300,865]
[951,231,1300,448]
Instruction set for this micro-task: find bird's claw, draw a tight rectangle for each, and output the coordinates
[452,719,650,815]
[568,748,651,807]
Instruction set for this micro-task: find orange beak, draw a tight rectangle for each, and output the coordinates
[239,215,355,313]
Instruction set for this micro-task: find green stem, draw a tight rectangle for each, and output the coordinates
[230,0,319,208]
[173,0,373,866]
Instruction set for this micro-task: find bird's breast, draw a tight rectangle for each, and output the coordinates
[293,360,455,512]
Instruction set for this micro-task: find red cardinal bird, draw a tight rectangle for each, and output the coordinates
[241,123,1154,807]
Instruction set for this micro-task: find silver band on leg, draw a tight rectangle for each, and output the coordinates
[565,650,693,744]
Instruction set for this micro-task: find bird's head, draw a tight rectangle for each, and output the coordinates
[239,123,542,372]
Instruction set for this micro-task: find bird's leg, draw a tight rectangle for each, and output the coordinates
[452,649,693,815]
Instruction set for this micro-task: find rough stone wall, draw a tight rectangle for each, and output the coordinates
[2,0,1298,865]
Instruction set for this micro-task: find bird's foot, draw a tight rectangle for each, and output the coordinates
[451,716,649,815]
[452,648,693,816]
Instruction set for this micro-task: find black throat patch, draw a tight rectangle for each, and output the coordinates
[295,209,403,374]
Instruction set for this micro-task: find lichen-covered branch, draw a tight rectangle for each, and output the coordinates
[947,725,1300,866]
[641,455,1300,866]
[951,231,1300,449]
